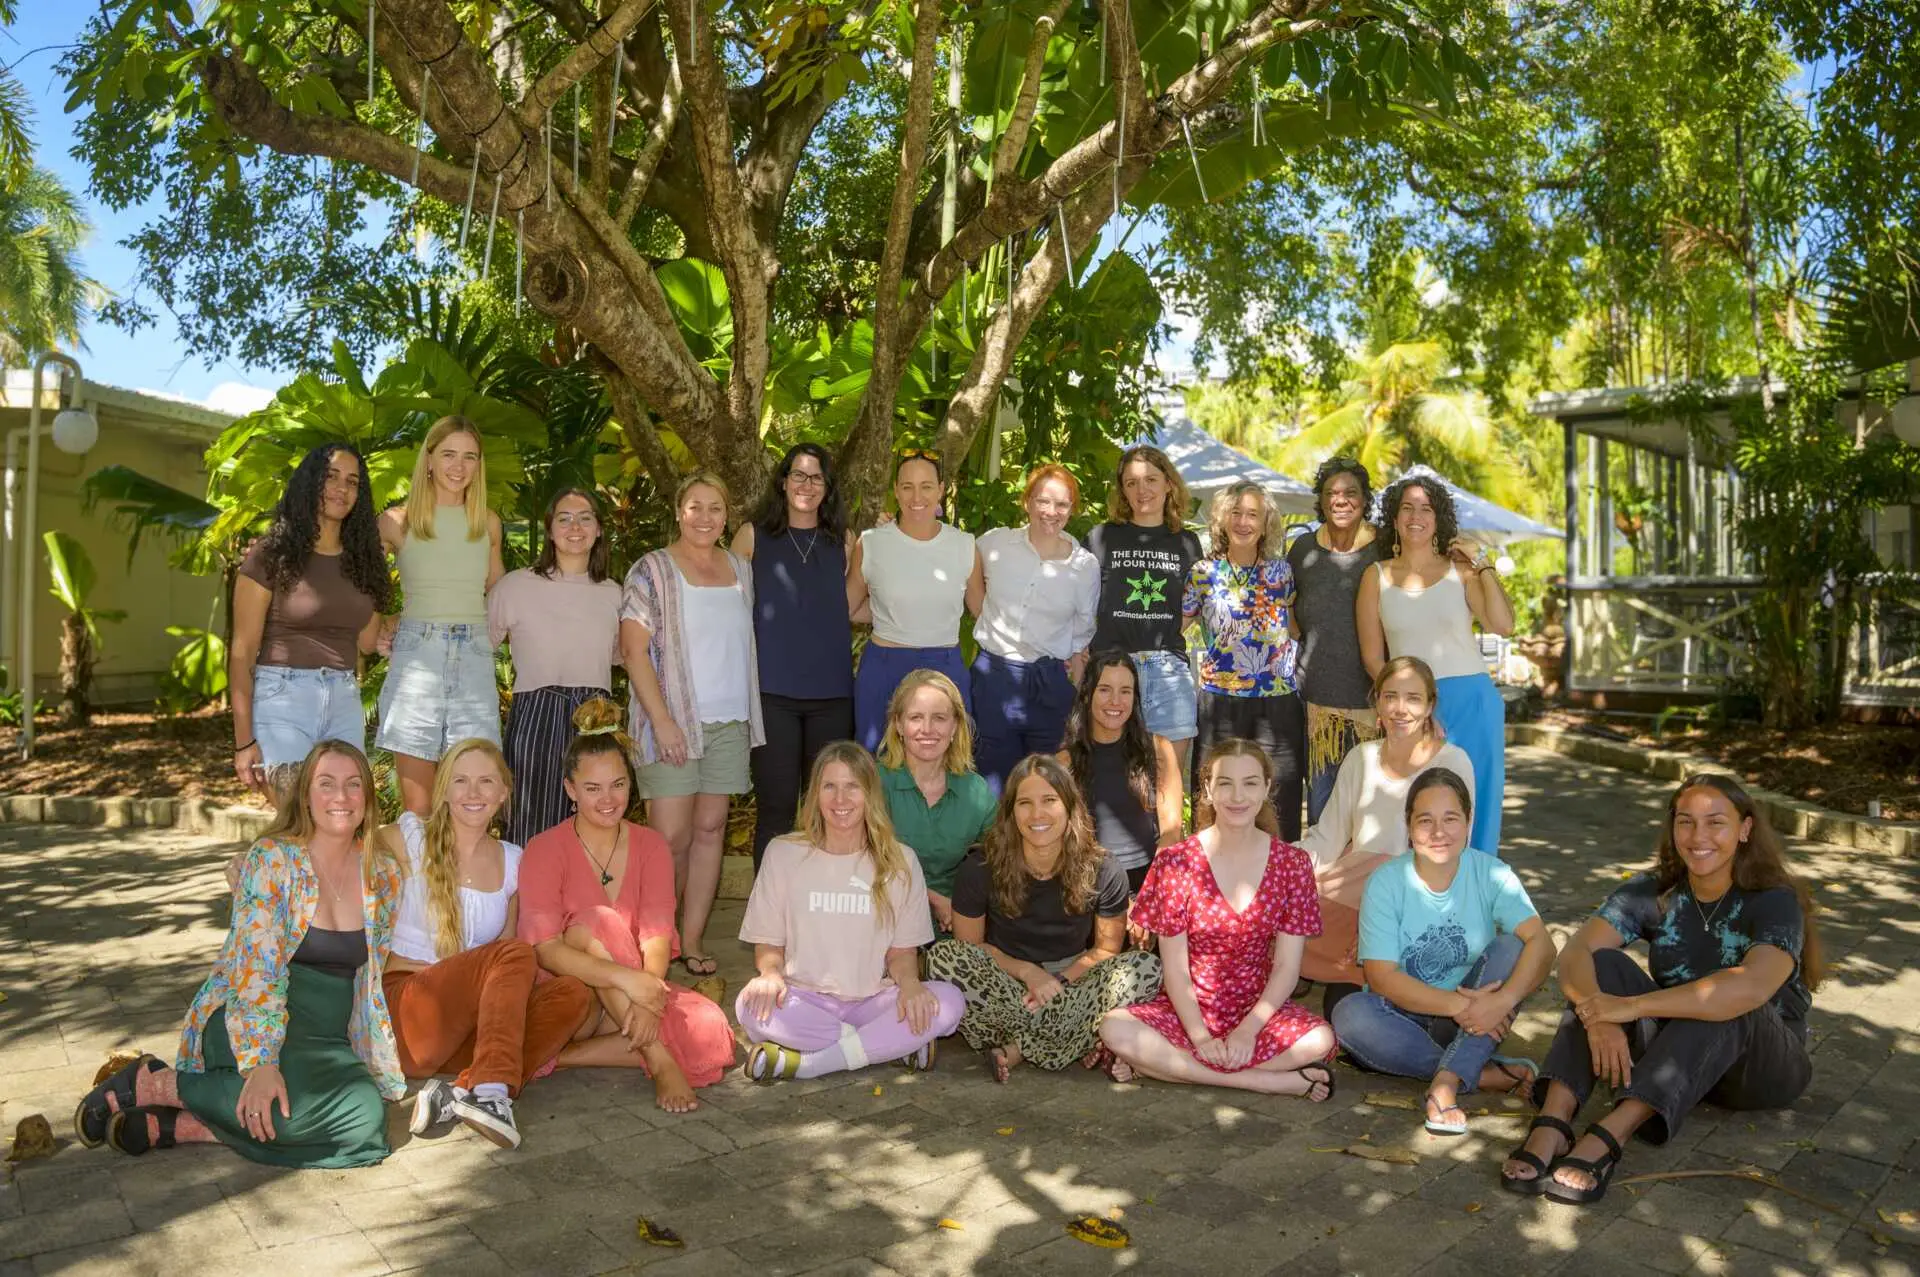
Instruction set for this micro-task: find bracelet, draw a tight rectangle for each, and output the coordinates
[234,740,256,753]
[1476,564,1497,575]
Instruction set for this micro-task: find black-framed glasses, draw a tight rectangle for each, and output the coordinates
[785,470,827,488]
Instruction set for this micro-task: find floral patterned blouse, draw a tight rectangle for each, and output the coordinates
[175,837,406,1100]
[1182,556,1300,697]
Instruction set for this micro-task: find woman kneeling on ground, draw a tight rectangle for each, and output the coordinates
[517,699,737,1113]
[76,743,404,1166]
[1501,773,1820,1204]
[1097,739,1338,1099]
[926,755,1162,1082]
[384,739,595,1149]
[737,742,965,1082]
[1331,768,1553,1136]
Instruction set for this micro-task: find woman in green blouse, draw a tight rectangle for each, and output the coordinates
[876,669,995,932]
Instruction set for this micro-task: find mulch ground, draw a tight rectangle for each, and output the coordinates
[1542,708,1920,821]
[2,707,269,808]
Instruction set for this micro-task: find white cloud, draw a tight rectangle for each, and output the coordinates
[203,381,277,416]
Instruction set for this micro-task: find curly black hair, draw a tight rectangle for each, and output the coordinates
[1312,456,1373,525]
[252,443,394,610]
[751,442,847,541]
[1376,473,1459,560]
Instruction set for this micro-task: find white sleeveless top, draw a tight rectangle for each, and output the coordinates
[860,522,976,648]
[1375,562,1487,680]
[679,563,754,724]
[390,811,522,962]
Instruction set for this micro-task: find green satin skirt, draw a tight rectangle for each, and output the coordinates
[175,963,390,1168]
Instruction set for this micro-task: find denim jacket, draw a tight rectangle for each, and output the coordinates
[175,837,406,1100]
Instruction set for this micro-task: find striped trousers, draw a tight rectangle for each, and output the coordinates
[503,685,604,846]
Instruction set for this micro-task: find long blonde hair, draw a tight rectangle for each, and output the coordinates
[420,738,513,960]
[264,740,397,881]
[796,742,908,930]
[1106,444,1191,527]
[984,755,1102,918]
[1204,480,1284,559]
[1192,737,1280,837]
[877,669,976,775]
[404,415,489,540]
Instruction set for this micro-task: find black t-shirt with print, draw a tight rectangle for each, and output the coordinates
[1596,873,1811,1021]
[951,850,1130,966]
[1086,521,1205,655]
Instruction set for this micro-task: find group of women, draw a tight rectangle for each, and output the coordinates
[74,421,1821,1211]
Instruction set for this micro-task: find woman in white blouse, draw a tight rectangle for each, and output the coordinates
[847,450,983,751]
[970,464,1100,793]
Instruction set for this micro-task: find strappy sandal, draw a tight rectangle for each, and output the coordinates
[1299,1063,1336,1104]
[1500,1114,1574,1197]
[1423,1091,1469,1136]
[898,1038,938,1073]
[1543,1123,1625,1206]
[73,1054,163,1148]
[106,1106,179,1157]
[744,1041,803,1084]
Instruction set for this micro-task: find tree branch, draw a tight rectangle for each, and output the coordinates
[616,50,682,229]
[992,0,1072,183]
[517,0,657,130]
[597,354,684,493]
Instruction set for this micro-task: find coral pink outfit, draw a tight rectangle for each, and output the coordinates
[1122,834,1333,1071]
[518,821,735,1086]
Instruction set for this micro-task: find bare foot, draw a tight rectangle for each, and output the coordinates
[646,1051,699,1114]
[1479,1059,1537,1095]
[989,1042,1021,1083]
[1107,1056,1135,1083]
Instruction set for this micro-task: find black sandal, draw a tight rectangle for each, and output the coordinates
[106,1106,180,1157]
[1500,1114,1574,1197]
[1299,1063,1336,1104]
[72,1054,163,1149]
[1543,1122,1625,1206]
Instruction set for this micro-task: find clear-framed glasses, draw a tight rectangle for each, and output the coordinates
[785,470,827,489]
[552,512,600,529]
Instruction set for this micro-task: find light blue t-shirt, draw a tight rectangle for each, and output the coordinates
[1358,850,1538,991]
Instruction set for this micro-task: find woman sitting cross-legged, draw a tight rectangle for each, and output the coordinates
[925,755,1162,1082]
[75,742,405,1165]
[518,699,737,1114]
[736,742,966,1082]
[1330,768,1554,1136]
[382,739,595,1149]
[1097,739,1338,1098]
[1501,774,1820,1204]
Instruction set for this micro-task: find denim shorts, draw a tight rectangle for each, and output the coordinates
[375,621,502,761]
[1131,649,1198,741]
[254,665,365,767]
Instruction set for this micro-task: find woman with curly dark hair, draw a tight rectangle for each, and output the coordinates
[925,755,1161,1081]
[229,443,393,795]
[1356,473,1512,854]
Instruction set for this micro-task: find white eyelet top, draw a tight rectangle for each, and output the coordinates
[389,811,522,963]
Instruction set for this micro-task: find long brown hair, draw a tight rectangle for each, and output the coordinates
[1653,774,1823,990]
[534,487,610,582]
[1372,655,1441,739]
[420,738,512,960]
[1061,650,1156,814]
[984,755,1101,918]
[1193,737,1280,837]
[796,742,910,930]
[263,740,397,880]
[1106,444,1191,527]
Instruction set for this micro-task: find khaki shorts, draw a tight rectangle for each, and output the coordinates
[637,719,752,798]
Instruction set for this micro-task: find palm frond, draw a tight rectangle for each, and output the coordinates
[80,465,221,571]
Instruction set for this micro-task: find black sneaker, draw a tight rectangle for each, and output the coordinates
[452,1092,521,1150]
[408,1079,457,1135]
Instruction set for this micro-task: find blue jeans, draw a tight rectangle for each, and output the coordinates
[1131,649,1197,741]
[253,665,365,768]
[1332,932,1525,1091]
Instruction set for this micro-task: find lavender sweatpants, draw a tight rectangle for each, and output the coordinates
[736,983,965,1075]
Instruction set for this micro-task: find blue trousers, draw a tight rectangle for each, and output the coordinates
[853,643,969,753]
[1331,932,1525,1091]
[1435,671,1505,855]
[970,649,1075,795]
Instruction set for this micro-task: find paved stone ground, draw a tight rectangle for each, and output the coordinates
[3,745,1919,1276]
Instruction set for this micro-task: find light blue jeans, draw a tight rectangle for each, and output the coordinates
[1131,649,1198,742]
[253,665,365,767]
[375,621,501,760]
[1331,932,1525,1091]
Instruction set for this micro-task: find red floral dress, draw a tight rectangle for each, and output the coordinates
[1122,834,1333,1070]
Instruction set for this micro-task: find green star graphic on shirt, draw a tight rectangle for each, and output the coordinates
[1124,571,1167,609]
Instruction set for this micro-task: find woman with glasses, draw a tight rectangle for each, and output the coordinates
[733,444,856,869]
[488,488,624,845]
[847,450,983,752]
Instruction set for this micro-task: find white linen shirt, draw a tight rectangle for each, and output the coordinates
[972,525,1100,663]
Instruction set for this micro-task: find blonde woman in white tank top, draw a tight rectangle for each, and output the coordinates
[376,417,507,815]
[1355,475,1512,854]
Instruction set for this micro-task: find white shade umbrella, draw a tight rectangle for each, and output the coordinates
[1387,464,1562,548]
[1128,410,1318,519]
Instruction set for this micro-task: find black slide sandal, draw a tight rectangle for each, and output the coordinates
[1500,1114,1574,1197]
[73,1054,162,1149]
[106,1107,179,1157]
[1543,1122,1625,1206]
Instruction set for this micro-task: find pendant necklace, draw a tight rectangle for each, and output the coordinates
[575,817,618,887]
[1692,886,1728,931]
[789,528,820,565]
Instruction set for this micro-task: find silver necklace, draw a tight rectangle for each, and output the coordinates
[1692,886,1729,930]
[789,528,820,565]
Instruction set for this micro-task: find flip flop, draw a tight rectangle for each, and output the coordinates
[1299,1063,1336,1104]
[1490,1055,1539,1095]
[676,953,719,977]
[1423,1092,1469,1136]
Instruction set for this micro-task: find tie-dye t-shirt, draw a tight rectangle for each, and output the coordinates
[1596,874,1810,1021]
[1357,849,1538,992]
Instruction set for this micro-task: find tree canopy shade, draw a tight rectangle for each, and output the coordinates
[64,0,1482,513]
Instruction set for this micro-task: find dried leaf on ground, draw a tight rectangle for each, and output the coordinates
[635,1218,684,1248]
[6,1116,55,1163]
[692,976,727,1004]
[1312,1142,1419,1166]
[1065,1216,1130,1248]
[1879,1209,1918,1227]
[938,1218,964,1231]
[995,1126,1015,1136]
[1615,1168,1848,1217]
[93,1049,144,1086]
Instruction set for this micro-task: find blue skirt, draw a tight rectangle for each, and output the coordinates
[1434,672,1504,855]
[853,643,970,752]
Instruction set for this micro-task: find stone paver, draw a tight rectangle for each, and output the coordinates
[3,745,1917,1275]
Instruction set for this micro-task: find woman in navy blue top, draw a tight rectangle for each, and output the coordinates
[731,444,856,869]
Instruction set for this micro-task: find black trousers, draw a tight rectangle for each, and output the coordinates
[1538,948,1812,1144]
[750,693,854,868]
[1193,690,1306,840]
